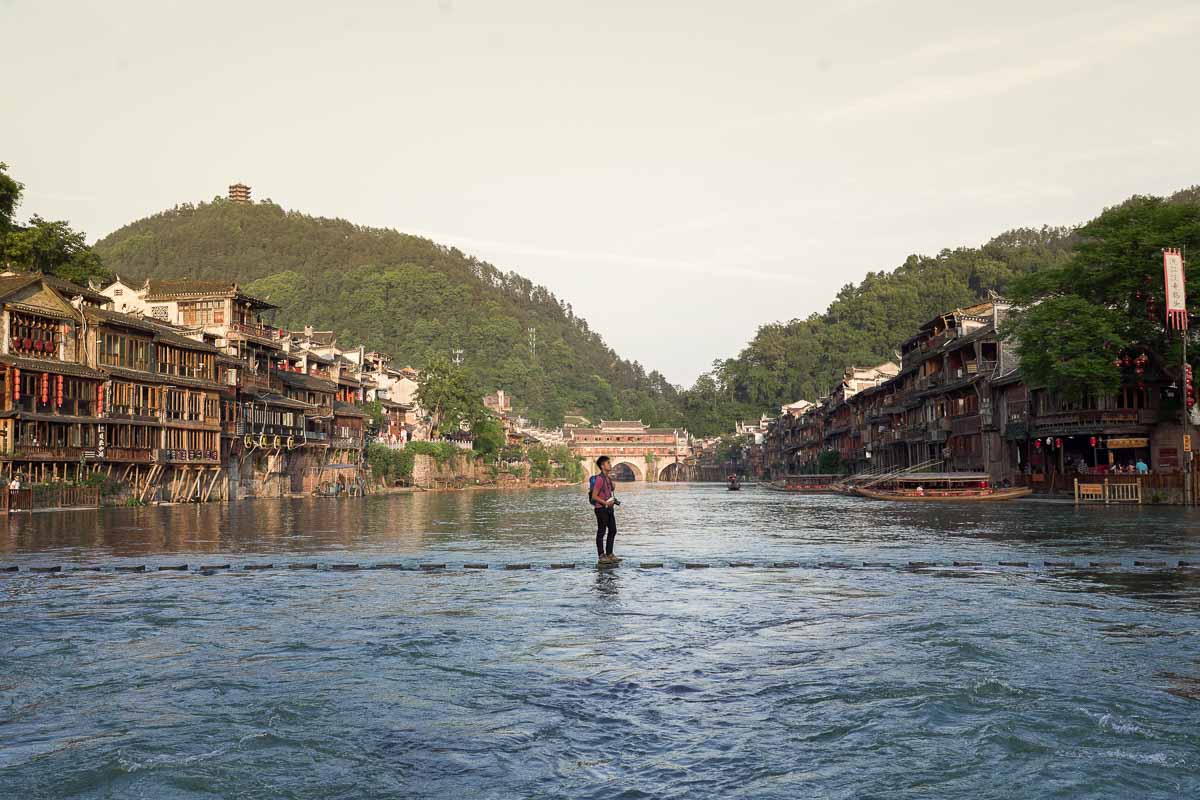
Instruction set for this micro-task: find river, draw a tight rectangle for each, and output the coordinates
[2,484,1198,798]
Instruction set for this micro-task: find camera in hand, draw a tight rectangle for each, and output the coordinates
[613,499,622,506]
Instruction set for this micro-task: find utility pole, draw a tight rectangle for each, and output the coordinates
[528,327,537,358]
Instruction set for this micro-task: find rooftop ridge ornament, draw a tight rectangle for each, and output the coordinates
[1163,247,1187,330]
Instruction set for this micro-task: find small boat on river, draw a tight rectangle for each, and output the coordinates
[767,474,842,493]
[727,475,742,491]
[853,472,1032,502]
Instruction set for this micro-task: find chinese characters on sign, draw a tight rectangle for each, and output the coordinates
[1164,248,1187,329]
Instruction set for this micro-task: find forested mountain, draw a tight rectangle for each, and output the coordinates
[93,198,681,427]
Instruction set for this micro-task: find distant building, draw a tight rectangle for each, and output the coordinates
[228,183,251,203]
[484,389,512,416]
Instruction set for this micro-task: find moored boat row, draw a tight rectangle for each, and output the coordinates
[763,471,1032,501]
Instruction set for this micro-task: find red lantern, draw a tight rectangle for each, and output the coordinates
[55,375,62,407]
[40,372,48,404]
[22,338,30,351]
[1089,436,1097,447]
[97,383,105,414]
[1055,438,1062,449]
[12,367,18,401]
[1034,439,1042,450]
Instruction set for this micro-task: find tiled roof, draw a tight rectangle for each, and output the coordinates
[85,307,159,333]
[277,370,336,392]
[145,279,237,298]
[43,276,109,305]
[0,355,107,380]
[333,400,367,418]
[292,330,336,346]
[144,279,278,309]
[247,391,315,411]
[0,274,41,299]
[0,272,105,309]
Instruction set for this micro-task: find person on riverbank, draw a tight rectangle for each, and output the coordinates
[591,456,619,563]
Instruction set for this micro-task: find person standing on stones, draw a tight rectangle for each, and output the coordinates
[590,456,620,563]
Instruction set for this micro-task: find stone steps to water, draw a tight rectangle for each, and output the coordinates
[2,559,1197,576]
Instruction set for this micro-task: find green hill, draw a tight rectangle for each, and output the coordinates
[685,187,1200,436]
[93,198,680,427]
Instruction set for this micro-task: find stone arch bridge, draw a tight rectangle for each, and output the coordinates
[567,420,695,482]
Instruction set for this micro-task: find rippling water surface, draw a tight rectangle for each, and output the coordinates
[2,485,1199,798]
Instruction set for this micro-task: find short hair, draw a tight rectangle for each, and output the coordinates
[596,455,610,469]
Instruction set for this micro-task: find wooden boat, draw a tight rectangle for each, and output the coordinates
[766,474,843,493]
[853,472,1032,502]
[727,476,742,491]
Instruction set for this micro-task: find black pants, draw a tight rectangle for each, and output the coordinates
[594,506,616,557]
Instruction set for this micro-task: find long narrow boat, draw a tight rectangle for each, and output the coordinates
[766,474,843,493]
[853,472,1032,502]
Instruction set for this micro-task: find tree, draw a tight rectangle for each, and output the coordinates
[415,355,484,437]
[1005,296,1124,401]
[471,415,506,459]
[0,164,110,285]
[815,450,844,474]
[362,400,386,438]
[1008,194,1200,399]
[0,163,23,232]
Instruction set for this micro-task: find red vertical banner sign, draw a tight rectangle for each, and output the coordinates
[1164,248,1187,329]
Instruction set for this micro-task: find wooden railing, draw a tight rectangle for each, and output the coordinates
[31,485,101,509]
[105,447,153,462]
[13,445,85,460]
[2,486,100,512]
[1074,479,1142,505]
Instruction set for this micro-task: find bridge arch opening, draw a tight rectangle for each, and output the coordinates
[610,461,642,482]
[659,462,687,482]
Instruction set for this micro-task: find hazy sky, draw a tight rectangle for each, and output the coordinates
[3,0,1199,385]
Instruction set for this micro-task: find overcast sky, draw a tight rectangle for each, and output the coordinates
[3,0,1199,385]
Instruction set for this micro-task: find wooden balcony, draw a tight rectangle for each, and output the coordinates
[105,447,153,462]
[227,321,283,345]
[12,445,86,460]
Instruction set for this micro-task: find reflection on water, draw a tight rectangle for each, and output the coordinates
[2,485,1199,798]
